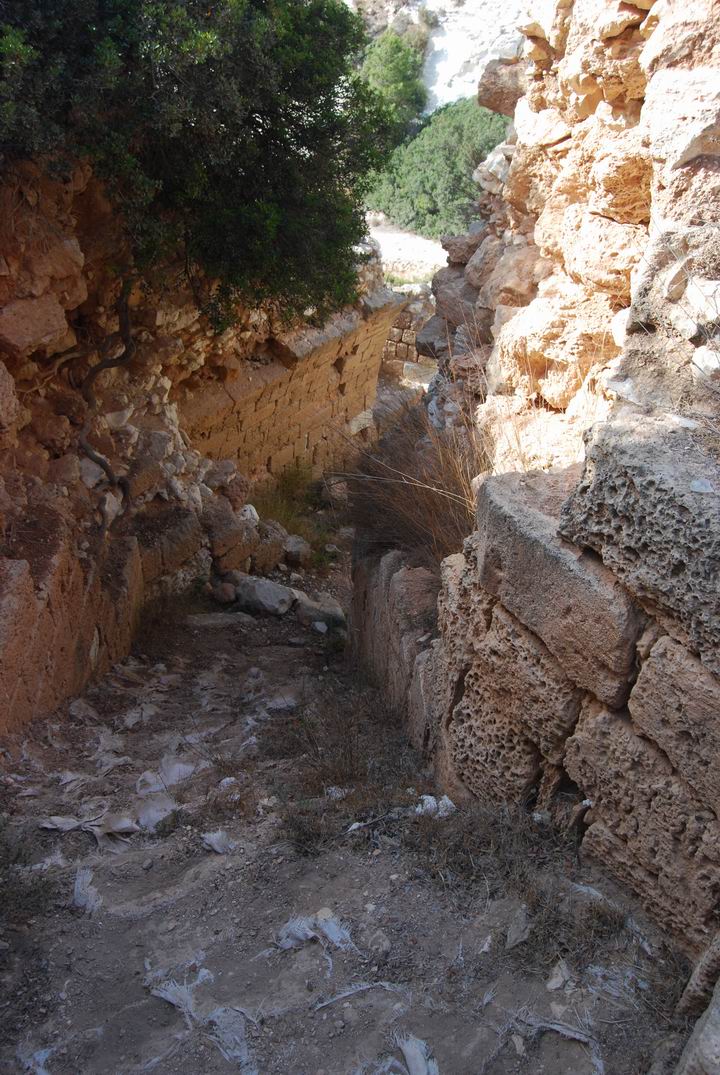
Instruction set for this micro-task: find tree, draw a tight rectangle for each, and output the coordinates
[361,30,427,140]
[0,0,394,323]
[366,98,507,238]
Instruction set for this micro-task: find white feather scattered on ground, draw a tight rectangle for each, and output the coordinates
[72,867,102,915]
[202,830,236,854]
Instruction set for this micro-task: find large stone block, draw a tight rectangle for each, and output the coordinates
[560,413,720,677]
[566,703,720,953]
[445,603,584,800]
[352,551,439,715]
[629,636,720,809]
[475,469,644,707]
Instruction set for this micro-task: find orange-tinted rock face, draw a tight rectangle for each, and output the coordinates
[0,165,401,733]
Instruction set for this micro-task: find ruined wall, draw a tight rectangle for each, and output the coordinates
[355,0,720,987]
[0,163,401,732]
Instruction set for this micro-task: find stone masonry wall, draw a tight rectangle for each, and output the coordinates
[0,163,401,733]
[354,0,720,1046]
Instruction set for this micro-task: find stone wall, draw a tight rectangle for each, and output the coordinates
[0,163,401,732]
[353,0,720,1038]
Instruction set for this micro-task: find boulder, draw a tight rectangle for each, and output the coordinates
[294,590,346,630]
[464,235,505,290]
[284,534,312,568]
[476,244,552,309]
[250,520,288,574]
[486,279,620,409]
[561,205,645,302]
[415,315,452,360]
[232,574,295,616]
[441,229,486,266]
[431,266,480,332]
[477,56,526,117]
[202,496,256,559]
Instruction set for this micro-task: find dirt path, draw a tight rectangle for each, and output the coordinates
[1,555,690,1074]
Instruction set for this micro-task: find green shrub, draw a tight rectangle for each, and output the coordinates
[366,98,507,238]
[0,0,394,323]
[361,29,427,140]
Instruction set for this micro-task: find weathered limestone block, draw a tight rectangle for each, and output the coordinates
[464,235,505,290]
[474,468,644,706]
[477,56,526,117]
[352,551,440,715]
[561,206,645,302]
[586,122,651,225]
[518,0,574,51]
[428,545,588,802]
[566,703,720,953]
[560,0,647,105]
[641,64,720,226]
[0,293,69,358]
[437,543,494,673]
[474,392,607,475]
[136,505,206,584]
[447,684,540,803]
[560,413,720,676]
[486,277,620,408]
[676,976,720,1075]
[476,244,552,309]
[629,636,720,808]
[441,229,486,266]
[432,266,481,333]
[450,602,583,778]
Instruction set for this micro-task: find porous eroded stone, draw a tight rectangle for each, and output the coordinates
[474,468,644,707]
[565,703,720,954]
[445,603,583,801]
[629,636,720,808]
[560,414,720,676]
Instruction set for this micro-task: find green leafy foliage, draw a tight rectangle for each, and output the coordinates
[366,98,507,238]
[361,29,427,140]
[0,0,394,321]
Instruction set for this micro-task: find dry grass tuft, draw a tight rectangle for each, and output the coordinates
[343,401,489,569]
[268,678,426,855]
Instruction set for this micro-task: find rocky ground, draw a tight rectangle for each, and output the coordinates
[0,547,692,1075]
